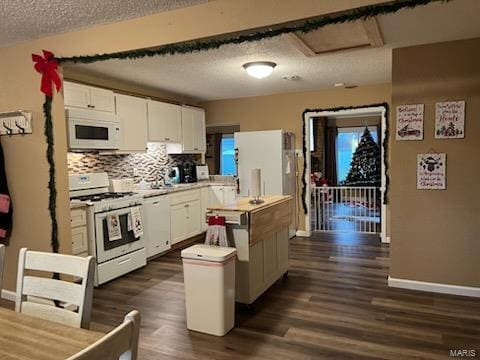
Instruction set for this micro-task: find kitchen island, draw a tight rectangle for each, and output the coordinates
[207,195,293,304]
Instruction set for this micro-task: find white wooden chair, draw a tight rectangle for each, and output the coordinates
[0,244,5,294]
[67,310,141,360]
[15,248,95,329]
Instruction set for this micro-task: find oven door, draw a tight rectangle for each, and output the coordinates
[94,207,145,263]
[68,117,120,150]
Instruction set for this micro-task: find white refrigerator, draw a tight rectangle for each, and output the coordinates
[234,130,297,237]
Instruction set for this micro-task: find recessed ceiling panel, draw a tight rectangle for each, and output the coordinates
[292,19,382,56]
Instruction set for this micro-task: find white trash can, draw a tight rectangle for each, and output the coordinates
[181,244,237,336]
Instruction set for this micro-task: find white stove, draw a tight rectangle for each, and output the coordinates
[69,172,146,286]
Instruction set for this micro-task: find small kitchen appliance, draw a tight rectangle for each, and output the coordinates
[165,166,180,186]
[179,164,197,183]
[195,165,209,181]
[66,108,120,151]
[69,172,146,286]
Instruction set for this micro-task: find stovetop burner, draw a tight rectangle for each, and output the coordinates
[72,192,137,202]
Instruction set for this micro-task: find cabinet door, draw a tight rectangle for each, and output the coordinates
[115,94,148,152]
[209,186,224,206]
[64,82,90,109]
[263,234,278,284]
[192,108,206,152]
[276,228,289,274]
[170,204,187,244]
[71,226,88,255]
[181,107,195,152]
[90,87,115,112]
[200,187,209,231]
[223,186,236,204]
[186,200,202,237]
[148,101,182,142]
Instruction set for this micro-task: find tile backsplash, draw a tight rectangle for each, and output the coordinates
[67,143,198,183]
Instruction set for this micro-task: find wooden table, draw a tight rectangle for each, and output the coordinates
[0,307,103,360]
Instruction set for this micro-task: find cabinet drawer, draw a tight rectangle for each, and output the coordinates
[97,248,147,285]
[170,189,200,205]
[70,208,87,227]
[71,226,88,255]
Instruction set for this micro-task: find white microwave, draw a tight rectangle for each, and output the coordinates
[66,107,120,150]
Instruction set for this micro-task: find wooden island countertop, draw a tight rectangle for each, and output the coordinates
[207,195,292,213]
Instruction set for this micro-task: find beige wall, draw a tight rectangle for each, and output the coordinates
[202,83,392,231]
[390,38,480,287]
[0,0,388,291]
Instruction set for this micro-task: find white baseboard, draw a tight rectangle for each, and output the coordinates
[388,276,480,298]
[1,289,16,302]
[295,230,311,237]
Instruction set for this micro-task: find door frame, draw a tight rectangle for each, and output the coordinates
[302,104,389,243]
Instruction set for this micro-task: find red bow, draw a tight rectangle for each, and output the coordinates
[32,50,62,97]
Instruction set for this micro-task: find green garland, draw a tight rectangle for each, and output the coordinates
[43,96,59,253]
[301,103,390,215]
[42,0,446,253]
[56,0,448,64]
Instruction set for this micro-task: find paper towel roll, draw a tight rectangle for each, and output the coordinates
[251,168,261,198]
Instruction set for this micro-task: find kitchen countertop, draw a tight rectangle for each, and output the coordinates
[207,195,292,213]
[69,181,236,206]
[134,181,235,198]
[70,202,89,209]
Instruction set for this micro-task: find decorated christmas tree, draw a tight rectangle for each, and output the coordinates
[344,127,381,187]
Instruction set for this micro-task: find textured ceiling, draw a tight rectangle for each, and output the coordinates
[66,36,391,101]
[62,0,480,101]
[0,0,207,47]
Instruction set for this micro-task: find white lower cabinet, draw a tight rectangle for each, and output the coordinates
[142,186,234,257]
[70,207,88,256]
[185,199,201,238]
[170,189,203,245]
[209,185,236,205]
[143,195,171,258]
[223,186,236,204]
[200,187,209,231]
[170,203,188,245]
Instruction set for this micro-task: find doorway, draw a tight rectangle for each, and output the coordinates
[304,105,388,243]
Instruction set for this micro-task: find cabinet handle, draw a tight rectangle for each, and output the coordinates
[91,104,96,109]
[165,137,170,141]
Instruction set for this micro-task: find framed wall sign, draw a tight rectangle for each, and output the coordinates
[396,104,424,140]
[435,101,465,139]
[417,153,446,190]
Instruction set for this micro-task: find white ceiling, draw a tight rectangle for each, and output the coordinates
[62,0,480,102]
[0,0,207,47]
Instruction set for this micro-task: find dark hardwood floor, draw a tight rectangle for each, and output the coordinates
[90,233,480,359]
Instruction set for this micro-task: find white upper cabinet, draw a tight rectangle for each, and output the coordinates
[89,87,116,112]
[64,81,114,113]
[114,94,148,153]
[181,106,206,153]
[147,100,182,143]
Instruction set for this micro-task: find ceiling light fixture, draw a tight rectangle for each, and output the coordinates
[243,61,277,79]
